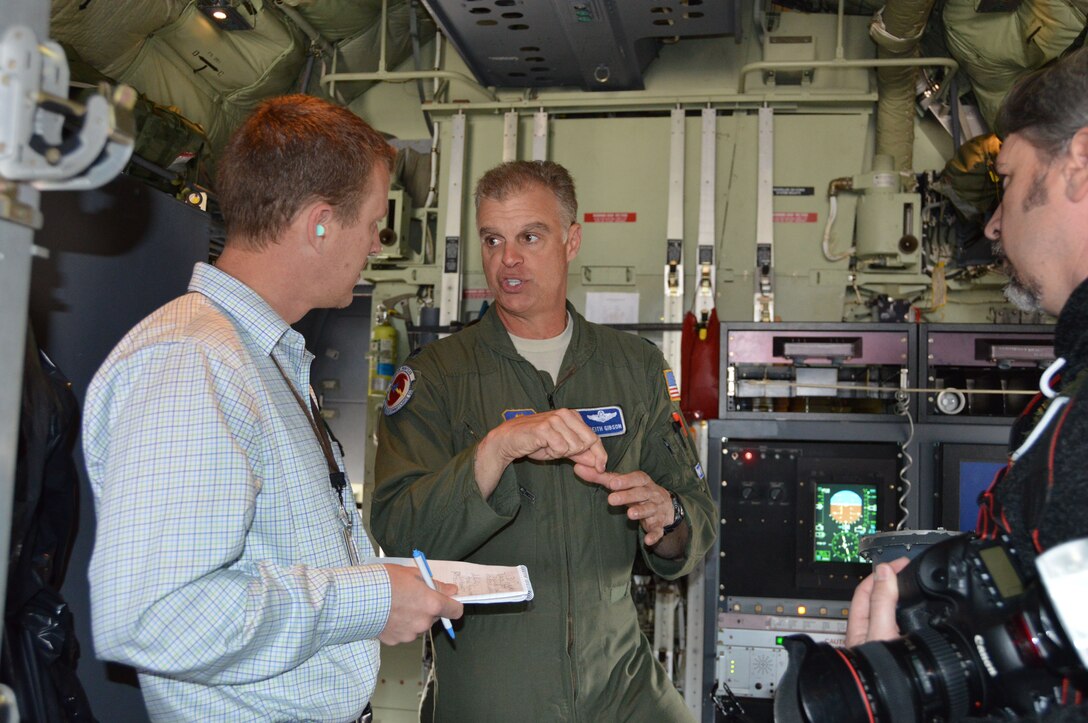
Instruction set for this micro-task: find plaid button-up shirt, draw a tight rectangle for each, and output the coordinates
[85,262,389,721]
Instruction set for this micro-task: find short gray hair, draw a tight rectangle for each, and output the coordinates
[473,161,578,227]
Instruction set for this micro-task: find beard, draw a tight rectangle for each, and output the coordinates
[1004,280,1043,313]
[992,237,1043,313]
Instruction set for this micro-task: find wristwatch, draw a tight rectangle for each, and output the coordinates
[662,492,686,534]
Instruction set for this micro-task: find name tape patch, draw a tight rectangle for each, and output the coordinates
[576,406,626,437]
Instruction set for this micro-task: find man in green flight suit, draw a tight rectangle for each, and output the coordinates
[372,160,717,722]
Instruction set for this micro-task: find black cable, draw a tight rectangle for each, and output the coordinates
[709,683,756,723]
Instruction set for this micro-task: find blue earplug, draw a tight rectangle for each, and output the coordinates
[316,224,326,237]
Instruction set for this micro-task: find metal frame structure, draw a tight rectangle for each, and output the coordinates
[662,107,687,377]
[0,5,134,716]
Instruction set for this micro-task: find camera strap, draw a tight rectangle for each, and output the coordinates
[993,362,1088,551]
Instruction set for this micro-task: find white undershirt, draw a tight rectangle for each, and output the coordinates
[508,313,573,385]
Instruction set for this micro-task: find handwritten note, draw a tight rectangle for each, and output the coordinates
[365,557,534,604]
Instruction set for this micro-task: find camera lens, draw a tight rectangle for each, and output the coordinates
[787,637,897,722]
[776,636,871,723]
[781,629,976,723]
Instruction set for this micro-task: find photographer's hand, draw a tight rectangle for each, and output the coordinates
[845,557,911,646]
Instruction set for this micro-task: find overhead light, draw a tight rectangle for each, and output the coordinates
[197,0,252,31]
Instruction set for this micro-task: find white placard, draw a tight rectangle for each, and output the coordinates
[585,292,640,325]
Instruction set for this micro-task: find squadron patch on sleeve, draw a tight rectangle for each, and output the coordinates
[663,369,681,401]
[383,366,416,415]
[503,409,537,421]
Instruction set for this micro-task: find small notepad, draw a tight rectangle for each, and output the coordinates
[367,557,534,604]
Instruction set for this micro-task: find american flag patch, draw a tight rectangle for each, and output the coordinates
[663,369,681,401]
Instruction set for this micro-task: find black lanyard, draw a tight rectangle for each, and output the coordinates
[270,355,347,499]
[270,355,360,565]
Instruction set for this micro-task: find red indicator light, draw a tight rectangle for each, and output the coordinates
[743,451,755,461]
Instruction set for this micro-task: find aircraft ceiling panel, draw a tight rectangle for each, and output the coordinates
[421,0,736,91]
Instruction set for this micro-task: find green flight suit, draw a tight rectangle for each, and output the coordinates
[372,304,717,722]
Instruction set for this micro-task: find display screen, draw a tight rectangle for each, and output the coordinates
[979,545,1024,599]
[956,460,1005,531]
[939,444,1008,532]
[813,483,879,563]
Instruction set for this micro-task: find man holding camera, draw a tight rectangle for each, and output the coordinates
[847,47,1088,714]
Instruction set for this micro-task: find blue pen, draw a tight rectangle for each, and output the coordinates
[413,549,456,640]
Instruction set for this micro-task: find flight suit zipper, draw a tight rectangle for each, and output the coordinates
[545,364,581,710]
[547,365,578,410]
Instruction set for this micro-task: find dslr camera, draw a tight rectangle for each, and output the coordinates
[775,533,1088,722]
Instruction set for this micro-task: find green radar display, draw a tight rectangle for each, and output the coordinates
[813,483,879,563]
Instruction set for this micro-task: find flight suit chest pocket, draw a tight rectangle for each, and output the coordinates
[602,410,643,475]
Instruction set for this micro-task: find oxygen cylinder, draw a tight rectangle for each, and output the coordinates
[368,308,398,397]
